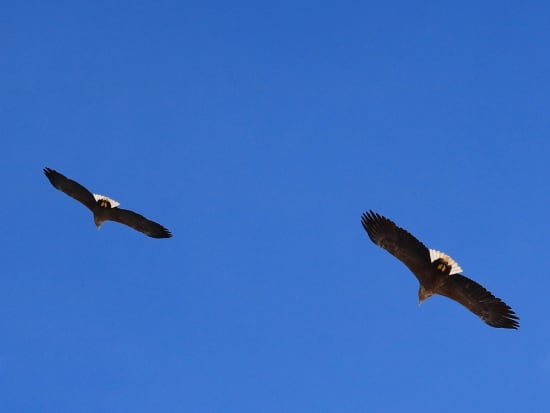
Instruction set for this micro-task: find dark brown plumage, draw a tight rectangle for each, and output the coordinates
[361,210,518,329]
[44,167,172,238]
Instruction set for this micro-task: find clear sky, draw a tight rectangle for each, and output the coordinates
[3,1,550,412]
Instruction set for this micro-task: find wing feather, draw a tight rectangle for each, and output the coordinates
[361,210,431,281]
[437,274,519,329]
[107,208,172,238]
[43,167,96,211]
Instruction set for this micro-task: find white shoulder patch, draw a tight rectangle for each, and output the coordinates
[93,193,120,208]
[429,249,463,275]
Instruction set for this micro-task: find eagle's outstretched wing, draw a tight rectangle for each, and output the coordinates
[43,167,96,210]
[361,210,432,282]
[437,274,519,329]
[107,208,172,238]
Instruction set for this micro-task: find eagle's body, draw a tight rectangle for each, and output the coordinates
[44,167,172,239]
[361,210,518,329]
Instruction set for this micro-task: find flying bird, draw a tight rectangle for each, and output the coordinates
[361,210,518,329]
[44,167,172,238]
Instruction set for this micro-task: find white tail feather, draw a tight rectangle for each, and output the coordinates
[93,194,120,208]
[429,249,463,274]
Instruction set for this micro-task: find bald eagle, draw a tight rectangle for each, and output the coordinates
[44,167,172,239]
[361,210,518,329]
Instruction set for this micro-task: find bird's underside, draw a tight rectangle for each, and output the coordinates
[44,167,172,238]
[361,210,519,329]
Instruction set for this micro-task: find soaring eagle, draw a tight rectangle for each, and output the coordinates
[44,167,172,238]
[361,210,518,329]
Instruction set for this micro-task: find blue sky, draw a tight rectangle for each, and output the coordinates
[3,1,550,412]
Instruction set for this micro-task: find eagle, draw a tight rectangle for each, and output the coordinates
[361,210,519,329]
[44,167,172,238]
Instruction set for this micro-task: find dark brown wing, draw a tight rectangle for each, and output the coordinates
[361,210,431,281]
[43,167,96,211]
[106,208,172,238]
[436,274,519,329]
